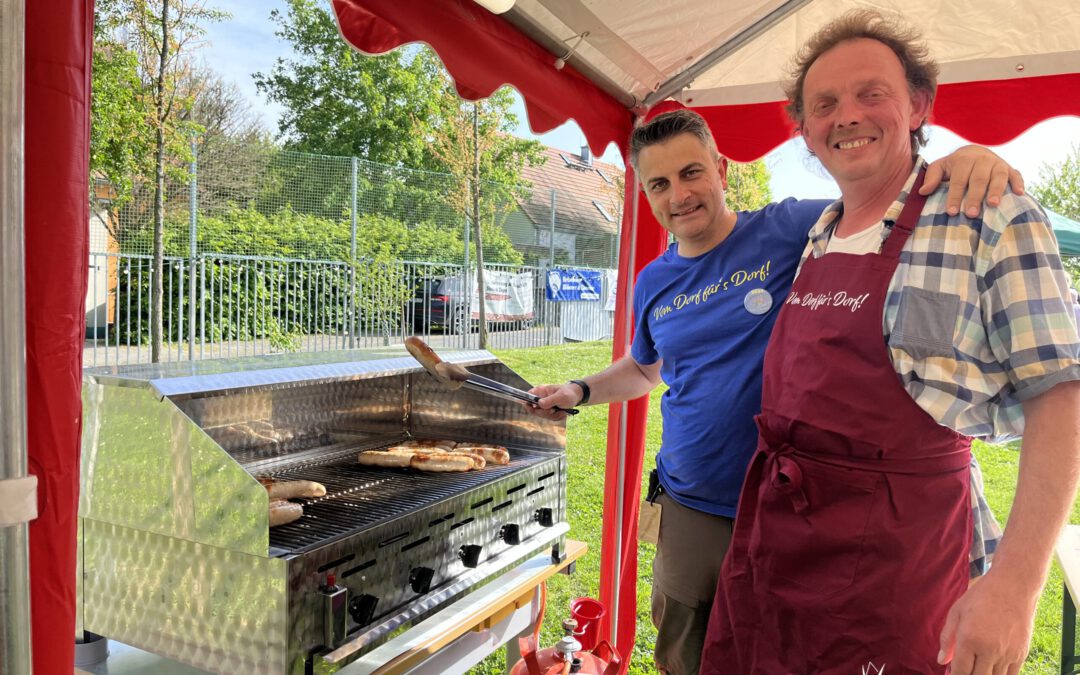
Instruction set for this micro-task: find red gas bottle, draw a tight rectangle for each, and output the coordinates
[510,617,621,675]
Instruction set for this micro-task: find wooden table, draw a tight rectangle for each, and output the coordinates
[1055,525,1080,674]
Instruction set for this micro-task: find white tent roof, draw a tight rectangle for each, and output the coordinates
[505,0,1080,108]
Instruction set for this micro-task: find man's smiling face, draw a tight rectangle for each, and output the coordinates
[637,132,732,257]
[800,37,930,188]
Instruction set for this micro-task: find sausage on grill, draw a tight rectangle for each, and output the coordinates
[269,499,303,527]
[408,452,475,472]
[357,451,414,468]
[359,448,478,472]
[260,479,327,500]
[453,445,510,465]
[449,450,487,469]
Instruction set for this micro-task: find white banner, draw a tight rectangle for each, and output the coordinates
[604,269,618,312]
[466,270,534,321]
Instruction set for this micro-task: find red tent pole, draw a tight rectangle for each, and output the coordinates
[598,148,669,671]
[25,1,92,673]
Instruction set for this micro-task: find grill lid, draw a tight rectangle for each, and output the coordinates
[82,348,499,398]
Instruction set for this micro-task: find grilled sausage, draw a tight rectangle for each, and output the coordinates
[409,453,475,472]
[269,499,303,527]
[261,479,327,500]
[449,449,486,469]
[357,451,414,468]
[214,423,279,449]
[453,445,510,465]
[386,446,440,455]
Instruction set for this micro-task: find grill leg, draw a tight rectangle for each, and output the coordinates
[1064,582,1078,675]
[505,631,524,673]
[505,585,542,673]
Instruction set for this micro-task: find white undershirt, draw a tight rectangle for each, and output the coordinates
[825,221,886,255]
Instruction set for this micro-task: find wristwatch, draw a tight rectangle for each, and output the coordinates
[569,379,591,406]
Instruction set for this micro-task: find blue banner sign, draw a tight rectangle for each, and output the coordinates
[545,269,602,301]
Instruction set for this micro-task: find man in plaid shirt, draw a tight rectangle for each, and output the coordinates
[702,9,1080,675]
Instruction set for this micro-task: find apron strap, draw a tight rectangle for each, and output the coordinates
[880,166,929,259]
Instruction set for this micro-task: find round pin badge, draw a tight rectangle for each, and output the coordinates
[743,288,773,315]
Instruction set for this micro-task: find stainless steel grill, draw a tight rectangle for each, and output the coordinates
[78,348,569,674]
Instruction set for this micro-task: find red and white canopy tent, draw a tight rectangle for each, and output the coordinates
[328,0,1080,666]
[11,0,1080,673]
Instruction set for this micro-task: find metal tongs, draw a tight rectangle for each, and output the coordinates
[404,336,579,415]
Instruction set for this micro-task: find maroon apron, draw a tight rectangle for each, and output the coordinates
[700,169,972,674]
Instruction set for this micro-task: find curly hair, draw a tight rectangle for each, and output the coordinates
[782,9,939,152]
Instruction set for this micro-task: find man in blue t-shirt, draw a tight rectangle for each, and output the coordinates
[527,109,1019,675]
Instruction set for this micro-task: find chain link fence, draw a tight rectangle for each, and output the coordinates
[86,143,622,366]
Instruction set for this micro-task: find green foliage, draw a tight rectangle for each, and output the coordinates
[90,2,153,211]
[111,205,524,346]
[255,0,445,167]
[123,0,225,182]
[121,204,524,266]
[1033,145,1080,222]
[254,0,545,260]
[726,159,773,212]
[427,95,543,284]
[1032,145,1080,284]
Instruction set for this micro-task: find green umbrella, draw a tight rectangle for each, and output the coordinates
[1048,209,1080,257]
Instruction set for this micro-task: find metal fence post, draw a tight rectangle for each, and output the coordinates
[546,189,556,346]
[349,156,357,349]
[0,0,34,669]
[188,135,197,360]
[548,189,556,265]
[462,179,472,350]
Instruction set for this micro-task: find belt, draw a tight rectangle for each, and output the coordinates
[646,469,664,503]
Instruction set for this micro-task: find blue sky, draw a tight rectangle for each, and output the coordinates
[201,0,1080,201]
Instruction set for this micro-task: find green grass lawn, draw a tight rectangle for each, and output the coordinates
[468,340,1077,674]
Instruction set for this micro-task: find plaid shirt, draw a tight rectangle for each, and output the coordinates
[800,157,1080,576]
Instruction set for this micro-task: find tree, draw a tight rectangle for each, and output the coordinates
[126,0,226,361]
[254,0,544,287]
[725,160,773,212]
[254,0,446,167]
[187,67,277,217]
[1032,145,1080,282]
[427,89,544,346]
[1033,145,1080,220]
[90,1,154,222]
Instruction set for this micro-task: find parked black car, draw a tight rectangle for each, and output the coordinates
[408,276,534,333]
[408,276,470,333]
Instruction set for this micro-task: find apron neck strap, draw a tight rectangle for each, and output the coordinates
[880,166,929,259]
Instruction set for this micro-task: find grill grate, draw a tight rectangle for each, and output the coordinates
[264,444,555,554]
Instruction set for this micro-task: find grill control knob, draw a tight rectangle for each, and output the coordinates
[500,524,521,545]
[533,507,554,528]
[458,544,483,568]
[348,594,379,627]
[409,566,435,594]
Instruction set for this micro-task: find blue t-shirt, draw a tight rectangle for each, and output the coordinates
[631,198,831,516]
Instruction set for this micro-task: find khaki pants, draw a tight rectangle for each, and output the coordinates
[650,492,734,675]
